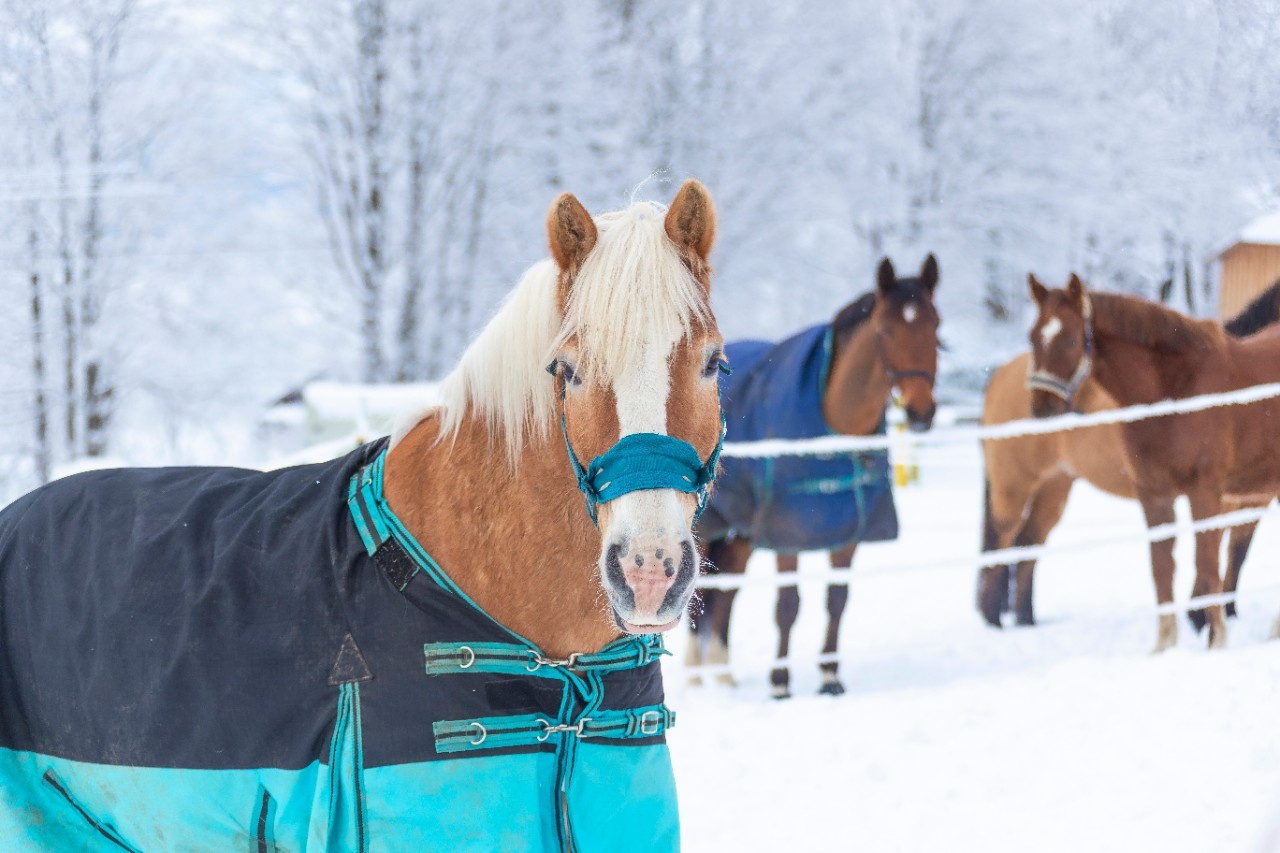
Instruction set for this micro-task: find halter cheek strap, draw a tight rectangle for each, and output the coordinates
[1027,295,1094,406]
[874,332,935,386]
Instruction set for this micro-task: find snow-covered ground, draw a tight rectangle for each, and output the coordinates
[664,441,1280,852]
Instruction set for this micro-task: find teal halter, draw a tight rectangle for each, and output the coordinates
[551,363,726,527]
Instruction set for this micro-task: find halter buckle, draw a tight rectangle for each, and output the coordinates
[639,710,662,736]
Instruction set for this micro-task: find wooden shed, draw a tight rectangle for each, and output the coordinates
[1217,211,1280,319]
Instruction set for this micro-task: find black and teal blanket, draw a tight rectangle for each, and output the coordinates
[699,324,899,553]
[0,440,677,851]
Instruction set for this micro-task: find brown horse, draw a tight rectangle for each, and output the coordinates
[690,256,940,697]
[977,280,1280,628]
[1027,274,1280,650]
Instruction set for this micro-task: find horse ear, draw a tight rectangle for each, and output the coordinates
[664,179,716,273]
[547,193,598,278]
[877,258,896,296]
[1067,273,1086,308]
[920,254,939,293]
[1028,273,1048,305]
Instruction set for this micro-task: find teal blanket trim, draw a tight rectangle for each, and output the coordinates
[346,449,543,651]
[433,705,676,755]
[422,635,668,678]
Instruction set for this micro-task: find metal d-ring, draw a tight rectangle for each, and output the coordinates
[468,722,487,746]
[457,646,476,669]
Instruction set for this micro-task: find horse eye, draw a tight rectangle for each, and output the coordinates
[562,363,581,386]
[703,352,725,378]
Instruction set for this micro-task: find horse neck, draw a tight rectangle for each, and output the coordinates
[823,321,891,435]
[382,413,620,658]
[1090,328,1182,406]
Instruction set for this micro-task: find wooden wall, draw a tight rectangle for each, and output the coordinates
[1219,242,1280,319]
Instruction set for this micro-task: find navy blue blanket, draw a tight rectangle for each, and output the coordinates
[699,324,898,553]
[0,440,676,851]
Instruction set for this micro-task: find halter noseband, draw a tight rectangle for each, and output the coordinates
[1026,295,1094,405]
[550,363,725,527]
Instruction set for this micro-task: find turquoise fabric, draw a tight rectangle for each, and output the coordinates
[0,746,598,852]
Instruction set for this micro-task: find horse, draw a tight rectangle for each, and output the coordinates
[690,255,941,698]
[0,181,724,851]
[977,280,1280,628]
[1026,273,1280,650]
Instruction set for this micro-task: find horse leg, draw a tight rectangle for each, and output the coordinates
[770,553,800,700]
[1011,473,1073,627]
[818,543,856,696]
[1187,485,1227,649]
[703,536,753,686]
[978,474,1032,627]
[1220,502,1259,622]
[1140,496,1179,652]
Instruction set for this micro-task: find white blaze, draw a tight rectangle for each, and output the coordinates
[903,303,918,324]
[1040,316,1063,347]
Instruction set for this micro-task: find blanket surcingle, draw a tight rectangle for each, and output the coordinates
[699,323,899,553]
[0,439,677,851]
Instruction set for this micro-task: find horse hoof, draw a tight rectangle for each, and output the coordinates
[770,684,792,700]
[1186,608,1207,634]
[818,681,846,696]
[1015,612,1036,627]
[1224,602,1238,620]
[687,675,704,687]
[714,673,738,688]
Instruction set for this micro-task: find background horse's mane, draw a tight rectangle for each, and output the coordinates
[1090,291,1223,353]
[831,291,876,338]
[393,201,710,463]
[1224,278,1280,337]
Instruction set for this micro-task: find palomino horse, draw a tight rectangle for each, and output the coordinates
[0,182,723,851]
[691,256,940,698]
[977,280,1280,627]
[1027,274,1280,650]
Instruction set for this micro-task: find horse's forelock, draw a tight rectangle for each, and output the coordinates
[556,202,712,387]
[410,203,711,465]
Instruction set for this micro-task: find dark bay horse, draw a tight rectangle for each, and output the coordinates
[690,256,940,698]
[977,280,1280,627]
[1027,274,1280,650]
[0,182,724,850]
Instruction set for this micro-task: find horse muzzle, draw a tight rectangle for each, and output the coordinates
[604,536,698,633]
[906,402,936,432]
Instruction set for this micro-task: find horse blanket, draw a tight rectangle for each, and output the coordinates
[0,439,677,852]
[699,324,899,553]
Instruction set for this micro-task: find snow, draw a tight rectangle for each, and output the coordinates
[664,442,1280,852]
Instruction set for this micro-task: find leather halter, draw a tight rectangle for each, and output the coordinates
[1027,294,1094,406]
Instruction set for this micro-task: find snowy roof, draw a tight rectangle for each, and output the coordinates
[1237,210,1280,245]
[302,381,441,424]
[1217,209,1280,256]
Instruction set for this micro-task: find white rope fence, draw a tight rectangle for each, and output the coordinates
[720,380,1280,457]
[695,504,1280,591]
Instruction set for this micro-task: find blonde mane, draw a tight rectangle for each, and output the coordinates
[392,201,711,462]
